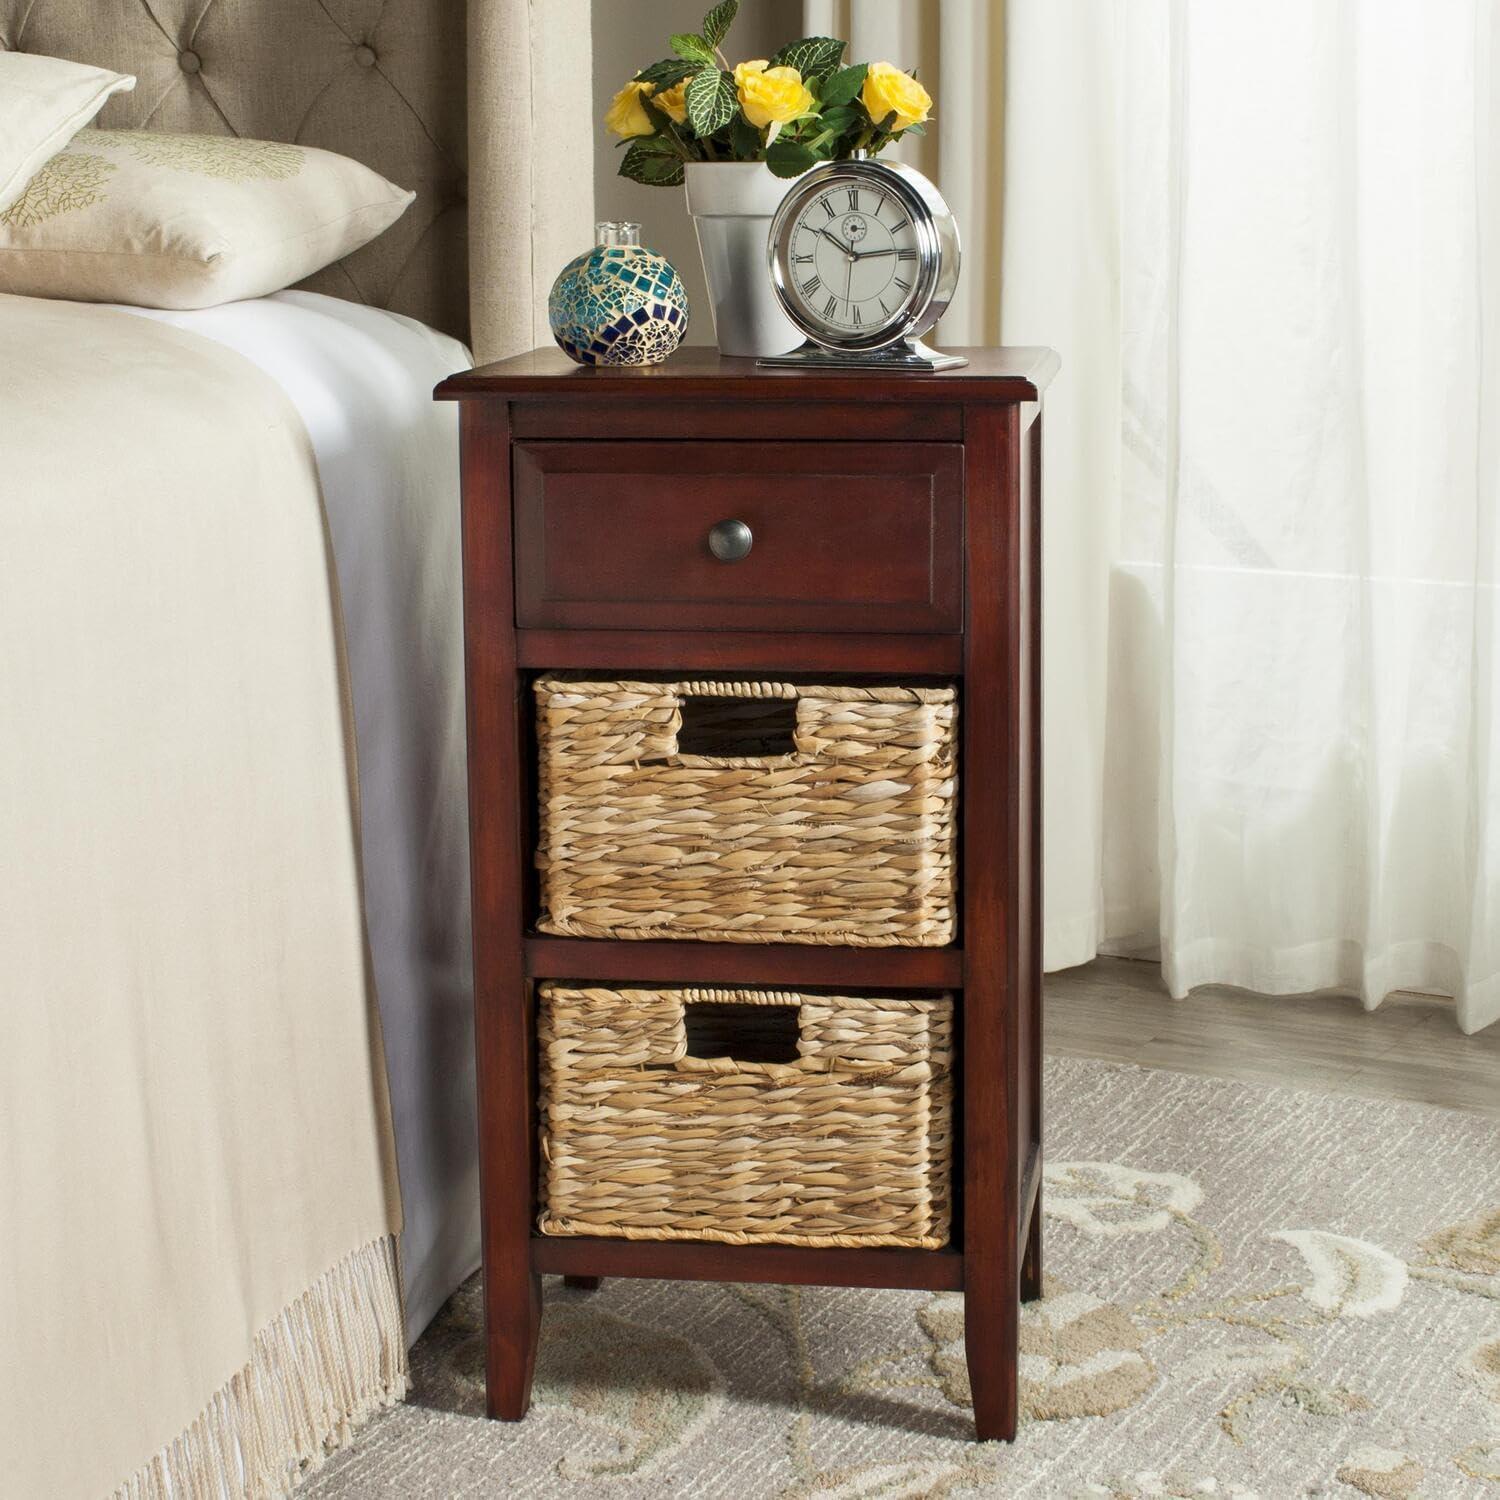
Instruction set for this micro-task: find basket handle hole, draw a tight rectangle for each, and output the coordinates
[673,696,798,760]
[683,1003,801,1065]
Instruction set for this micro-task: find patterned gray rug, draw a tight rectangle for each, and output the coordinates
[302,1057,1500,1499]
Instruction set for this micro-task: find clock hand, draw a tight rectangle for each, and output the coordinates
[851,247,898,260]
[815,227,855,259]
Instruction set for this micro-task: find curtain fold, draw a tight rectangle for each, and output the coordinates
[1003,0,1500,1032]
[469,0,594,363]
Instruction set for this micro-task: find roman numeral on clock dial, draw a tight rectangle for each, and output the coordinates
[786,179,929,335]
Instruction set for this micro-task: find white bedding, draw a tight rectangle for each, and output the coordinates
[120,292,480,1342]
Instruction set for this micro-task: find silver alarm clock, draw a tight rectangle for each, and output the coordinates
[760,157,964,372]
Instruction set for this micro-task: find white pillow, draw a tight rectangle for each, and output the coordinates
[0,52,134,215]
[0,129,415,309]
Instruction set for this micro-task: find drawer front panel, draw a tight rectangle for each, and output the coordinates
[513,441,963,633]
[533,675,958,949]
[536,982,954,1250]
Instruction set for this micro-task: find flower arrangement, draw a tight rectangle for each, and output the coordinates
[605,0,932,187]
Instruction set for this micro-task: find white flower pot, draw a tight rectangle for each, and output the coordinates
[684,162,803,358]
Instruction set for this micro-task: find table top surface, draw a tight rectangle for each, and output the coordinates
[437,346,1060,403]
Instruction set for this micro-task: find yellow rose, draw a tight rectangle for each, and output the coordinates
[605,80,655,139]
[861,61,931,132]
[652,78,689,125]
[734,59,813,129]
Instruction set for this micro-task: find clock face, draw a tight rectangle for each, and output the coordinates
[783,179,925,340]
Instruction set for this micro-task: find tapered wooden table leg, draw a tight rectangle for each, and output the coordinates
[485,1269,542,1419]
[1021,1183,1043,1303]
[465,399,544,1424]
[965,1272,1020,1441]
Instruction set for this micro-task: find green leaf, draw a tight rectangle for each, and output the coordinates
[634,57,702,89]
[685,67,737,137]
[813,104,859,135]
[639,95,677,136]
[899,121,927,137]
[818,63,867,109]
[620,140,686,187]
[627,130,681,157]
[729,113,762,161]
[768,36,846,80]
[766,136,818,179]
[671,32,717,65]
[701,0,739,49]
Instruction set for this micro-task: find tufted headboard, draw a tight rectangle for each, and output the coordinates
[0,0,469,341]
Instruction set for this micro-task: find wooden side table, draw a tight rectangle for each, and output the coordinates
[436,346,1055,1441]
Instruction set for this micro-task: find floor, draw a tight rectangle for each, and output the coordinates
[1047,955,1500,1117]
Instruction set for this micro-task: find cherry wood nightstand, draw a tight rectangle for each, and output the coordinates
[436,346,1056,1441]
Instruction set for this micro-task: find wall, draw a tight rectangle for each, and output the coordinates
[590,0,803,344]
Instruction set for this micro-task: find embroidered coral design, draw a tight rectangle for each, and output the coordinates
[1335,1448,1425,1498]
[1270,1231,1409,1318]
[322,1149,1500,1498]
[532,1302,723,1479]
[1420,1206,1500,1277]
[96,130,304,181]
[1045,1161,1204,1238]
[0,153,114,228]
[1075,1472,1262,1499]
[917,1280,1155,1422]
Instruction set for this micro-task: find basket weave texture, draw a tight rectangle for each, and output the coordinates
[534,677,958,946]
[537,984,954,1248]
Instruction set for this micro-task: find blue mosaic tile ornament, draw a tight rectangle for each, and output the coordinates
[548,221,689,366]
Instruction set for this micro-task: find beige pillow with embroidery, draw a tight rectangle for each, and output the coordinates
[0,52,135,216]
[0,129,414,308]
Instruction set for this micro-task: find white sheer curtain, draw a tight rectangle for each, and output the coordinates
[1003,0,1500,1032]
[802,0,1004,342]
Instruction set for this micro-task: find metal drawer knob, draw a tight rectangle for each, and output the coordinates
[707,518,753,562]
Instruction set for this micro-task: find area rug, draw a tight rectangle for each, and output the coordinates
[302,1058,1500,1499]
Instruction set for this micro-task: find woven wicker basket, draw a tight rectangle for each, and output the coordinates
[534,677,958,946]
[536,983,954,1249]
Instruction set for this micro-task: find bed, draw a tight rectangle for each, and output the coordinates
[0,2,590,1496]
[118,291,482,1347]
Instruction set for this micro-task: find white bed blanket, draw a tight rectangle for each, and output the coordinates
[123,293,480,1342]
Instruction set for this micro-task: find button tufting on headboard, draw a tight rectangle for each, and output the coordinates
[0,0,469,342]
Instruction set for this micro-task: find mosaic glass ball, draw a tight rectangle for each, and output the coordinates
[548,232,689,366]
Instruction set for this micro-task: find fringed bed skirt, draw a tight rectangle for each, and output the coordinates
[114,1238,408,1500]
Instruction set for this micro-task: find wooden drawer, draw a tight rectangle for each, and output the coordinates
[513,441,963,633]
